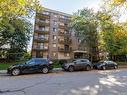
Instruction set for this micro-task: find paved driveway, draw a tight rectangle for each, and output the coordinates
[0,69,127,95]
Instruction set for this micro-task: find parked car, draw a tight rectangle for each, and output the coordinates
[7,58,53,76]
[61,59,92,72]
[93,60,118,70]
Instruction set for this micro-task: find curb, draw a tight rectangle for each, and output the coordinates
[0,70,6,74]
[0,68,62,74]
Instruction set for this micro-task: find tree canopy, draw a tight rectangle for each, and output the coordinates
[71,8,99,61]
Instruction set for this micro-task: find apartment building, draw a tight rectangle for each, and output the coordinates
[31,8,89,60]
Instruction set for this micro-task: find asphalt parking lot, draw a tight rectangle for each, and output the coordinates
[0,69,127,95]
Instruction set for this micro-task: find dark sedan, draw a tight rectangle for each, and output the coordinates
[7,58,53,76]
[93,60,118,70]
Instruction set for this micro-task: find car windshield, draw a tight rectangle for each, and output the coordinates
[26,59,35,64]
[97,61,104,65]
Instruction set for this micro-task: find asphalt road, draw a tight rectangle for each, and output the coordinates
[0,69,127,95]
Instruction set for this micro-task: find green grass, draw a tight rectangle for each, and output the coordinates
[0,60,26,70]
[53,63,61,68]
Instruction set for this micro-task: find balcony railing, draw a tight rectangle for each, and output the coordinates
[36,13,50,19]
[58,47,72,52]
[64,39,72,44]
[58,38,72,44]
[33,36,49,42]
[58,31,64,36]
[33,46,48,51]
[34,29,49,34]
[35,19,50,26]
[58,39,64,43]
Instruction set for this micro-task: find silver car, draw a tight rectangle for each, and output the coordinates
[61,59,92,72]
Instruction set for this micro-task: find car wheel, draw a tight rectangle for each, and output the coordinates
[102,66,106,70]
[11,68,20,76]
[42,67,49,74]
[86,65,91,71]
[114,65,118,69]
[68,66,74,72]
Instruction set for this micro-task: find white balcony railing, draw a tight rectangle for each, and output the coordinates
[36,19,49,23]
[33,45,48,50]
[34,36,48,40]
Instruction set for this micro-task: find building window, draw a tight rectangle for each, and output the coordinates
[53,20,57,25]
[53,52,57,57]
[78,39,81,43]
[53,28,57,32]
[64,53,70,57]
[54,14,57,18]
[53,43,57,47]
[43,11,49,15]
[60,15,65,19]
[53,35,57,40]
[39,26,45,31]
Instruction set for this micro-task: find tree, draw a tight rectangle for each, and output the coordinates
[0,0,42,19]
[0,0,42,47]
[71,8,99,62]
[6,18,32,60]
[97,11,127,61]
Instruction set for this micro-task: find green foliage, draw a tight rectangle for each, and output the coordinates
[23,52,31,59]
[0,0,42,47]
[71,8,99,61]
[97,11,127,56]
[0,0,42,19]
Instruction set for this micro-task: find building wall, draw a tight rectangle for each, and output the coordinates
[32,8,87,60]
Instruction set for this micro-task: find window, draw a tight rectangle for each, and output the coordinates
[53,52,57,57]
[40,18,46,22]
[60,15,65,19]
[53,35,57,40]
[53,43,57,47]
[39,26,45,31]
[54,14,57,18]
[67,53,70,57]
[43,11,49,15]
[78,39,81,43]
[64,53,70,57]
[53,20,57,25]
[26,59,35,64]
[80,59,87,62]
[53,28,57,32]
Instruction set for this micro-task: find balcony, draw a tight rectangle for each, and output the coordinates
[58,39,72,44]
[58,31,64,36]
[58,39,64,43]
[35,19,50,26]
[59,24,67,29]
[58,47,72,52]
[33,46,48,51]
[64,39,72,44]
[34,29,49,34]
[36,13,50,19]
[33,36,49,43]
